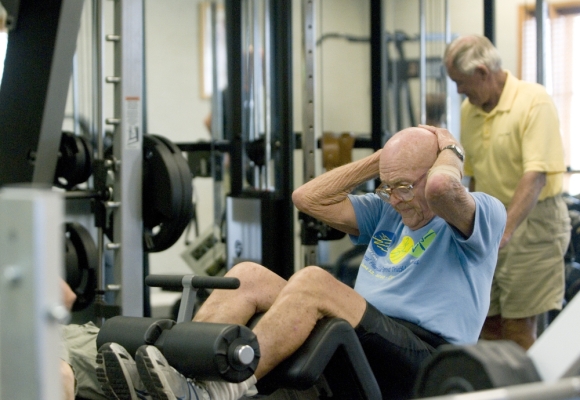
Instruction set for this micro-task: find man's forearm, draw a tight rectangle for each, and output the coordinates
[502,171,546,247]
[292,150,381,229]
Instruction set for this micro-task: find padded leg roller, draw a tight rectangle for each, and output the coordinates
[157,321,259,383]
[97,316,176,357]
[96,316,259,383]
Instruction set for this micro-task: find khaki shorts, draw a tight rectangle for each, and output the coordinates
[488,195,570,318]
[62,322,107,400]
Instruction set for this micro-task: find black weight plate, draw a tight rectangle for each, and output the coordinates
[147,134,193,251]
[54,131,93,189]
[65,222,98,311]
[143,134,192,252]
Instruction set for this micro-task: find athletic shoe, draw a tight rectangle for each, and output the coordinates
[135,345,211,400]
[96,342,152,400]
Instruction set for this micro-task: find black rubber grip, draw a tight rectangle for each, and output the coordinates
[145,275,240,290]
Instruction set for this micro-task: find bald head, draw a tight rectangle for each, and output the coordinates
[381,127,438,174]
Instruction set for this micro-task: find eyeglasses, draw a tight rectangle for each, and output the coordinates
[375,172,427,203]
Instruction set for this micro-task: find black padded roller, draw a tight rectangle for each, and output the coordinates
[158,321,260,383]
[96,316,176,357]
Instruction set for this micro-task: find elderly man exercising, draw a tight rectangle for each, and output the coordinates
[99,125,506,400]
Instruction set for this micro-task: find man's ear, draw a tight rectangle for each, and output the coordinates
[474,65,489,80]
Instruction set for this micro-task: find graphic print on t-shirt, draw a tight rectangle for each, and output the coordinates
[364,229,437,277]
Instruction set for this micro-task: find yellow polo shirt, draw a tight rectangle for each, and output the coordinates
[461,71,565,206]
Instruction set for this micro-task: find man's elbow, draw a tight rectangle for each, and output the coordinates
[292,186,307,212]
[425,173,463,208]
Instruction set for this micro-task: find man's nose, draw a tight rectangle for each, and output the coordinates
[388,194,403,206]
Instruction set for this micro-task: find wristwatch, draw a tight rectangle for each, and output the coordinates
[441,144,464,162]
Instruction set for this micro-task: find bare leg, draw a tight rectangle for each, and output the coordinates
[194,262,287,325]
[190,263,367,400]
[61,360,75,400]
[480,315,502,340]
[502,316,537,350]
[480,315,537,350]
[250,266,367,378]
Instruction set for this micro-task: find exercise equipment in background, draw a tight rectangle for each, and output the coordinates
[103,133,194,253]
[64,222,97,311]
[97,274,259,383]
[54,131,94,190]
[141,134,193,253]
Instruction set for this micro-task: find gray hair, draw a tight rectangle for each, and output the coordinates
[444,34,502,75]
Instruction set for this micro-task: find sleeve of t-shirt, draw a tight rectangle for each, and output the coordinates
[347,193,386,245]
[522,94,566,173]
[458,192,507,263]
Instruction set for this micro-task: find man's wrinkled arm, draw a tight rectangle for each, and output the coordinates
[501,171,545,248]
[421,125,476,238]
[292,150,381,236]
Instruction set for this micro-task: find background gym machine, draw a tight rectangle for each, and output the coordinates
[0,0,197,323]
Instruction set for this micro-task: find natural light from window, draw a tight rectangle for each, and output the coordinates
[522,11,580,196]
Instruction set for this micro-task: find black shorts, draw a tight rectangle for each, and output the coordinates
[354,302,449,400]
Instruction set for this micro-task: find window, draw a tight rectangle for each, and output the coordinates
[519,3,580,195]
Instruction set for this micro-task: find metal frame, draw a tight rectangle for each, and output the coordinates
[92,0,146,319]
[0,188,66,400]
[225,0,294,279]
[301,0,317,267]
[110,0,145,317]
[0,0,85,186]
[535,0,547,85]
[370,0,388,149]
[484,0,495,44]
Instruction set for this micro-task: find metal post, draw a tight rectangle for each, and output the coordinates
[419,0,427,125]
[302,0,317,267]
[266,0,294,278]
[210,2,224,228]
[111,0,144,317]
[72,53,80,136]
[370,0,387,148]
[535,0,547,85]
[484,0,495,44]
[226,0,243,196]
[94,0,108,318]
[0,188,66,400]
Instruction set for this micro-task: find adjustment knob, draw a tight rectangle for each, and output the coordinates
[233,344,255,366]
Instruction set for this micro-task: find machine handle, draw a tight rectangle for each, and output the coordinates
[145,274,240,291]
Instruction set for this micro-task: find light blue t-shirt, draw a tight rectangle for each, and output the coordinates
[348,192,506,344]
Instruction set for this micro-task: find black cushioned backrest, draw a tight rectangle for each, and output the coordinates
[256,317,382,400]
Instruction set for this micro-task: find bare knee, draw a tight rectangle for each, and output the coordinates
[502,317,537,350]
[228,261,267,278]
[61,360,75,400]
[481,315,502,340]
[228,262,286,293]
[286,266,334,293]
[277,266,337,311]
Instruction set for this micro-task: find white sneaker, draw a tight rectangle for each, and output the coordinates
[135,345,211,400]
[96,342,152,400]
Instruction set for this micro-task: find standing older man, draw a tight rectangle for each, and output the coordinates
[444,34,571,350]
[99,126,506,400]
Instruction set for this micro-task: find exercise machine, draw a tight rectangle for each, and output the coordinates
[0,187,68,400]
